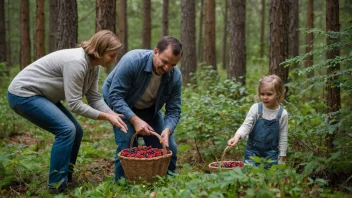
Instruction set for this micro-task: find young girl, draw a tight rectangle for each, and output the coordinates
[227,75,288,167]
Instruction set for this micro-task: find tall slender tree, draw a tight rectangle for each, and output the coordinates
[221,0,228,69]
[49,0,57,53]
[0,0,6,65]
[180,0,196,86]
[118,0,128,58]
[20,0,31,69]
[197,0,204,63]
[35,0,45,60]
[288,0,299,63]
[228,0,246,85]
[162,0,169,37]
[204,0,216,69]
[96,0,116,33]
[269,0,289,86]
[142,0,151,49]
[57,0,77,50]
[305,0,314,77]
[260,0,266,58]
[326,0,340,151]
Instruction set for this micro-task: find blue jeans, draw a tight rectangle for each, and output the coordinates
[113,108,178,180]
[7,92,83,190]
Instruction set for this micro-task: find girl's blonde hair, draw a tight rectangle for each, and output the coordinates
[257,75,285,103]
[79,30,122,60]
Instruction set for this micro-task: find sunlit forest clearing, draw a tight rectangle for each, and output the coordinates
[0,0,351,197]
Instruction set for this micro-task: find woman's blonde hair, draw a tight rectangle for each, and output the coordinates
[79,30,122,60]
[257,75,286,103]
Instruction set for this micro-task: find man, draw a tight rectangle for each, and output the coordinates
[102,36,183,180]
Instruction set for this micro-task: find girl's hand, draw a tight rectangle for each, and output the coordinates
[228,134,241,147]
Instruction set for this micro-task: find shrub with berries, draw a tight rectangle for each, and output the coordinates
[119,146,171,159]
[210,161,244,168]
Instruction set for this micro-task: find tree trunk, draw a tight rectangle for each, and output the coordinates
[221,0,228,69]
[96,0,116,33]
[326,0,340,152]
[180,0,197,86]
[260,0,265,58]
[118,0,128,59]
[305,0,314,77]
[269,0,289,86]
[288,0,299,65]
[49,0,57,53]
[20,0,31,70]
[142,0,151,49]
[204,0,216,70]
[197,0,204,63]
[57,0,77,50]
[0,0,6,64]
[162,0,169,37]
[35,0,45,60]
[228,0,246,85]
[6,0,12,67]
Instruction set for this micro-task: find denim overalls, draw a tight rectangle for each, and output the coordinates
[243,102,283,168]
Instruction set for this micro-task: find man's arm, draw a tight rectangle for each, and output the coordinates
[163,70,182,135]
[106,58,136,120]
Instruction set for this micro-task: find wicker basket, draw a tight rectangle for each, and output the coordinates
[117,131,172,182]
[208,146,244,173]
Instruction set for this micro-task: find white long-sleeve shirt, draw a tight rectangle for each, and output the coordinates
[235,103,288,156]
[8,48,110,119]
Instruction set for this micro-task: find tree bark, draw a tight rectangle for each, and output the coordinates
[20,0,31,69]
[162,0,169,37]
[260,0,265,58]
[180,0,197,86]
[35,0,45,60]
[96,0,116,33]
[288,0,299,65]
[305,0,314,77]
[228,0,246,85]
[221,0,228,69]
[269,0,289,86]
[0,0,6,64]
[204,0,216,70]
[49,0,57,53]
[197,0,204,63]
[118,0,128,58]
[142,0,151,49]
[326,0,340,151]
[57,0,77,50]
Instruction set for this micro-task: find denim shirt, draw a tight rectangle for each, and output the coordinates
[102,49,182,133]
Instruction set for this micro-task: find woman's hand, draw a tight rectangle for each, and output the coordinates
[227,134,241,147]
[98,112,128,133]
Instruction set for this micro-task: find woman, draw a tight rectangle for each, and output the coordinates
[8,30,127,193]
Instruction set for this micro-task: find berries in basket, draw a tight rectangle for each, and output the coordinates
[208,146,244,172]
[117,131,172,182]
[209,161,244,168]
[120,145,171,159]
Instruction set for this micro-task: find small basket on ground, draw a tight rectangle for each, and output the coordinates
[208,146,244,173]
[117,131,172,182]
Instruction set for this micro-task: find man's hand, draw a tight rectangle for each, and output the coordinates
[160,128,171,147]
[129,115,154,135]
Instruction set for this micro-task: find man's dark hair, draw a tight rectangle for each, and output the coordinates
[156,36,183,56]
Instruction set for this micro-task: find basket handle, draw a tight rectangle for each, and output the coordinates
[220,146,242,162]
[220,146,230,162]
[130,131,168,156]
